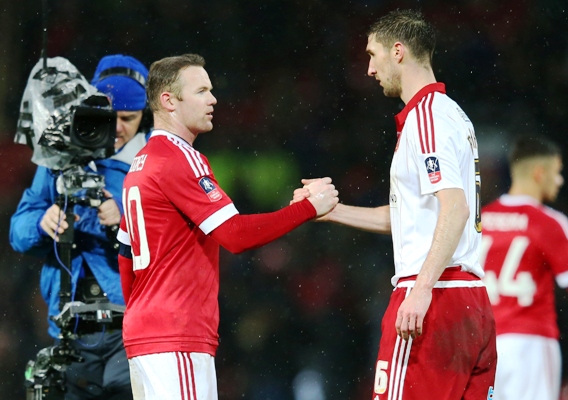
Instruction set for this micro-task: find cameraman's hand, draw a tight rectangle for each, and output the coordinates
[98,189,121,226]
[40,204,78,241]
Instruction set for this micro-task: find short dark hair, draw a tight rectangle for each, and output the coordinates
[367,9,436,65]
[508,135,562,166]
[147,53,206,112]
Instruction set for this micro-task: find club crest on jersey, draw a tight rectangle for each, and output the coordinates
[425,156,442,183]
[199,177,222,202]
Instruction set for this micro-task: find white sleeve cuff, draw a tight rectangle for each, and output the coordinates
[199,203,239,235]
[117,227,131,245]
[556,271,568,289]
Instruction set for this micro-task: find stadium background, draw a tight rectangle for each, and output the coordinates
[1,0,568,398]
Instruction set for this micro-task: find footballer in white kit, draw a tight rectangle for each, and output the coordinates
[373,82,496,400]
[388,82,484,285]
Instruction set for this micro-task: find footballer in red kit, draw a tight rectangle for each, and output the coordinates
[119,130,236,357]
[481,135,568,400]
[117,54,339,400]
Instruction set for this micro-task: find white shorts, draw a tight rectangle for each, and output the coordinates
[129,352,218,400]
[493,334,561,400]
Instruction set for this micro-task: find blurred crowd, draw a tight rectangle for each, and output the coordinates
[1,0,568,398]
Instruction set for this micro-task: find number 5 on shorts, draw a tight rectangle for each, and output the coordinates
[374,360,389,394]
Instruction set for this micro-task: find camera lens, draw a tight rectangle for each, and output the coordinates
[69,106,116,150]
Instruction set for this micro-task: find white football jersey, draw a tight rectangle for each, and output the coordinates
[389,83,483,286]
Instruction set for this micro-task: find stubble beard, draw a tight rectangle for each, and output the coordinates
[382,72,402,98]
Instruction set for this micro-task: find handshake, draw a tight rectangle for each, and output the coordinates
[290,177,339,219]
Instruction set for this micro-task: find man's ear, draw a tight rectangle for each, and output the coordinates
[533,164,545,184]
[159,92,176,112]
[392,42,404,63]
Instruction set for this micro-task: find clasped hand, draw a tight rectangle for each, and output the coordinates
[290,177,339,218]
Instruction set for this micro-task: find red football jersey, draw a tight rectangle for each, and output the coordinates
[480,194,568,339]
[118,130,238,358]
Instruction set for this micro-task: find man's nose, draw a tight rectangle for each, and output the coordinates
[116,119,123,134]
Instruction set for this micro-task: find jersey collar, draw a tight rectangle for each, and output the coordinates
[151,129,193,146]
[499,194,541,207]
[394,82,446,132]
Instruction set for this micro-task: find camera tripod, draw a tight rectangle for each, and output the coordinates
[25,193,124,400]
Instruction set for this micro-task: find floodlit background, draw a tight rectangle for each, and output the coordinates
[1,0,568,399]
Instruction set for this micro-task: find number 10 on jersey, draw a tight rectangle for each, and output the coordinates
[123,186,151,270]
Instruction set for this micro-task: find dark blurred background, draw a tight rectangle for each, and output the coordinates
[1,0,568,399]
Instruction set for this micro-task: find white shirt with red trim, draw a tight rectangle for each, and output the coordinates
[389,83,483,286]
[117,129,238,358]
[480,194,568,339]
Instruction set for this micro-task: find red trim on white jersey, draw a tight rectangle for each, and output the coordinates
[389,83,483,285]
[395,82,446,132]
[416,93,436,154]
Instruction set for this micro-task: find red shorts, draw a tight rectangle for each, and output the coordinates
[372,268,496,400]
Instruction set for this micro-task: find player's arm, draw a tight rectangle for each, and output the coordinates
[294,179,391,234]
[396,187,470,340]
[117,217,135,304]
[210,199,315,254]
[210,178,339,254]
[318,203,391,234]
[118,244,135,304]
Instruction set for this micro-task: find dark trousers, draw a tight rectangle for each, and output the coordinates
[63,330,132,400]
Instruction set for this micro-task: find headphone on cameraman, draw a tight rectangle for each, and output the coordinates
[95,66,154,134]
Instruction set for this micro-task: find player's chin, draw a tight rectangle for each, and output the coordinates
[200,122,214,133]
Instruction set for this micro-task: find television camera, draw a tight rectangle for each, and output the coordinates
[15,57,125,399]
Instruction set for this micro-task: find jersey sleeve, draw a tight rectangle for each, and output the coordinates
[541,209,568,288]
[409,109,465,196]
[159,150,238,234]
[117,215,130,245]
[210,199,316,254]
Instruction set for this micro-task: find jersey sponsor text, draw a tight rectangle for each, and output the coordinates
[130,154,148,172]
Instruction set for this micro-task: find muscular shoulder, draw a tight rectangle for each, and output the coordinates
[142,135,212,179]
[403,92,473,152]
[541,206,568,240]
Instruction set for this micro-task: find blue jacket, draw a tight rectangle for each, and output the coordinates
[10,134,146,338]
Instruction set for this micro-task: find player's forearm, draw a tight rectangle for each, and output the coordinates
[324,203,391,234]
[210,199,316,254]
[414,189,469,290]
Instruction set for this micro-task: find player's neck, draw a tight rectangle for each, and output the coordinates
[154,113,197,145]
[508,181,543,203]
[400,64,436,104]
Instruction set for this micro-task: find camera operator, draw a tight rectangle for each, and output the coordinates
[10,54,149,400]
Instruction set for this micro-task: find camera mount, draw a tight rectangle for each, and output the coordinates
[25,189,124,400]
